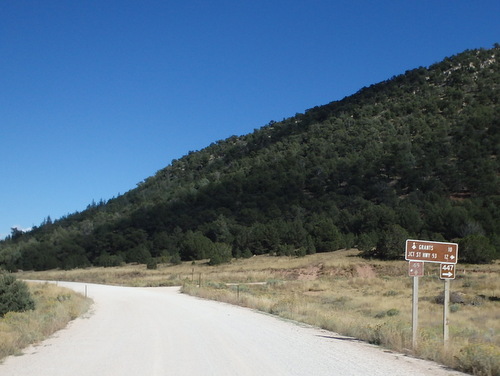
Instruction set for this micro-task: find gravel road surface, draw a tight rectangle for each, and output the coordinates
[1,282,466,376]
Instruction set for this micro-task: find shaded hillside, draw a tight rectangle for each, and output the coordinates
[1,46,499,270]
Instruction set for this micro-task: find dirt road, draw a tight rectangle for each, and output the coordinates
[1,282,465,375]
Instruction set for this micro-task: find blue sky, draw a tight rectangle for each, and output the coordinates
[1,1,499,239]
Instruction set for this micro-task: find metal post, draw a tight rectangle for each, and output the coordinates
[443,279,450,346]
[412,276,419,349]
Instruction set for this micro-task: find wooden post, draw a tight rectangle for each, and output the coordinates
[412,276,419,349]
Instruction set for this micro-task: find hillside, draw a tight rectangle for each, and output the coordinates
[1,45,499,270]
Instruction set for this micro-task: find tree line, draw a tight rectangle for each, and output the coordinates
[1,46,499,270]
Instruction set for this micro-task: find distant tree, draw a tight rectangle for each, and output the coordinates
[10,227,24,241]
[125,245,152,264]
[181,231,215,260]
[357,232,379,254]
[459,235,496,264]
[208,243,232,265]
[371,225,409,260]
[169,251,182,265]
[308,216,342,252]
[96,252,124,267]
[305,235,316,255]
[0,245,21,272]
[396,203,423,235]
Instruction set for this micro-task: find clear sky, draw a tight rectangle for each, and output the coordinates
[1,1,499,239]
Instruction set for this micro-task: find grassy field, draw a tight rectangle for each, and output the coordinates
[0,282,92,361]
[16,250,500,375]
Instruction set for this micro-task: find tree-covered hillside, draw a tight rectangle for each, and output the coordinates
[1,46,499,270]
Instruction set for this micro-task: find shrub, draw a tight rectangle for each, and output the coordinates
[0,273,35,317]
[169,252,182,265]
[383,290,399,297]
[146,258,158,270]
[457,344,500,376]
[386,308,400,317]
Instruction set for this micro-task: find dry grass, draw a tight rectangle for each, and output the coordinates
[16,250,500,375]
[0,282,92,361]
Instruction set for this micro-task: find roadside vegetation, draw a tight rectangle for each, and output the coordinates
[16,250,500,375]
[0,280,92,361]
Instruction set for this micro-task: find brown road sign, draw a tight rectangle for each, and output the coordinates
[408,261,424,277]
[440,263,456,279]
[405,239,458,264]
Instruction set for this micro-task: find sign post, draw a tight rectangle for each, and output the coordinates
[443,279,450,345]
[408,261,424,348]
[439,263,455,347]
[412,275,419,348]
[405,240,458,349]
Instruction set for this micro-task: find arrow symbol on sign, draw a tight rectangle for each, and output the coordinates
[450,255,455,260]
[442,272,453,277]
[412,242,416,250]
